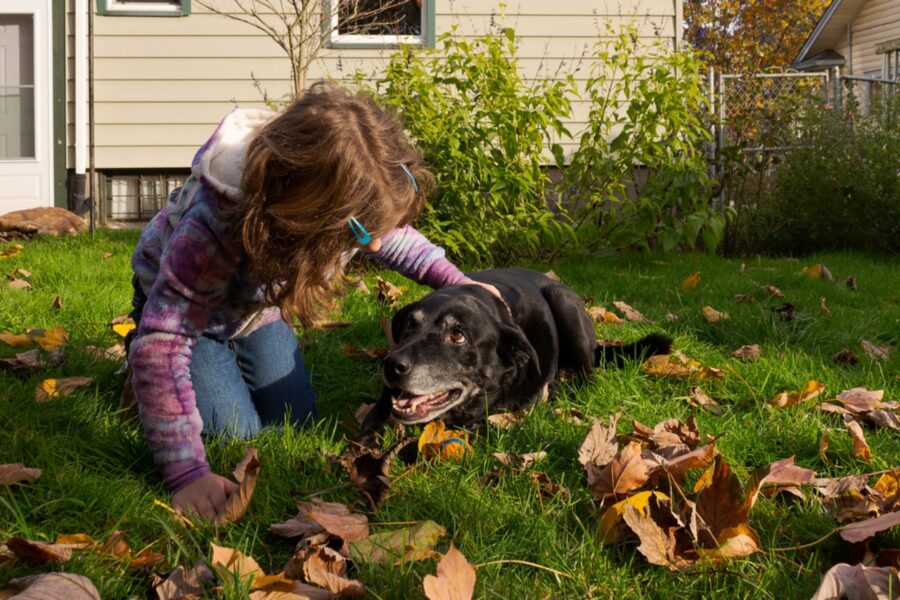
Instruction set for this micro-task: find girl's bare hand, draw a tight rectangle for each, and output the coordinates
[172,472,239,524]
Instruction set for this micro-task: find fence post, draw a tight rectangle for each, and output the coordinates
[832,66,842,115]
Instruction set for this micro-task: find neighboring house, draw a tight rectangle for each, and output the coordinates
[793,0,900,78]
[0,0,682,217]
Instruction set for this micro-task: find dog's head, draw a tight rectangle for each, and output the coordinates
[381,285,542,425]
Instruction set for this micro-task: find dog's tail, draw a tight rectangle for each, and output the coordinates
[596,333,673,368]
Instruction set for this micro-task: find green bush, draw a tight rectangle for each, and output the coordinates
[561,30,724,253]
[730,92,900,255]
[364,28,576,266]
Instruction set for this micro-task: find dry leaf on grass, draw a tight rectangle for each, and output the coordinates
[843,415,872,462]
[687,387,723,415]
[84,343,126,362]
[335,439,411,509]
[492,451,547,470]
[810,563,900,600]
[818,429,830,463]
[222,447,260,523]
[768,380,825,408]
[586,441,649,502]
[642,353,723,380]
[8,278,31,290]
[805,263,834,281]
[598,491,670,544]
[3,573,100,600]
[587,306,624,325]
[289,545,364,598]
[0,244,24,258]
[210,543,292,590]
[578,414,620,468]
[0,348,66,371]
[694,458,752,545]
[846,276,858,291]
[151,562,216,600]
[270,499,369,543]
[374,276,405,306]
[423,544,476,600]
[531,471,569,500]
[349,520,445,565]
[819,297,831,314]
[773,303,795,322]
[5,536,76,564]
[486,411,528,429]
[734,293,756,303]
[839,511,900,543]
[743,457,816,511]
[702,306,729,323]
[760,285,784,298]
[34,376,93,402]
[621,497,694,571]
[832,347,859,366]
[681,272,701,290]
[340,344,388,360]
[612,301,649,323]
[731,345,761,361]
[0,463,42,486]
[861,339,891,361]
[0,325,68,350]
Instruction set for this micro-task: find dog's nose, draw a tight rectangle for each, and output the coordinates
[384,353,411,377]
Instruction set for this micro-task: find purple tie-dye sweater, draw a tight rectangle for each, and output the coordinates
[129,108,467,491]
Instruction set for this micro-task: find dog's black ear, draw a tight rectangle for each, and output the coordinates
[390,302,417,345]
[497,323,542,394]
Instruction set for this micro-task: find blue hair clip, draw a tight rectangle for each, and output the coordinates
[401,164,419,193]
[348,216,372,245]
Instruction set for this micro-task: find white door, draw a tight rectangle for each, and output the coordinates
[0,0,52,213]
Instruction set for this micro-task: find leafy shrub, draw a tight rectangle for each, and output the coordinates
[730,92,900,255]
[363,28,575,266]
[560,29,724,253]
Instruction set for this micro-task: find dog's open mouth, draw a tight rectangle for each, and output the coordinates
[391,388,466,423]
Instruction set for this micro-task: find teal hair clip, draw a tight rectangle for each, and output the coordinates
[401,164,419,193]
[348,216,372,245]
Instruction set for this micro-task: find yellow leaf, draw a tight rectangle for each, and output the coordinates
[702,306,729,323]
[598,491,670,544]
[417,422,472,461]
[35,376,93,402]
[768,380,825,408]
[0,326,68,350]
[642,353,723,380]
[0,244,24,259]
[112,322,136,338]
[54,534,95,549]
[682,272,701,290]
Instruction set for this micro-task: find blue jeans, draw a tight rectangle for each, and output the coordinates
[129,276,318,439]
[190,319,319,439]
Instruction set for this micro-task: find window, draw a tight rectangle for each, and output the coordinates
[0,14,35,160]
[96,0,190,17]
[327,0,433,48]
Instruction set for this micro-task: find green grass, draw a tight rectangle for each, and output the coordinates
[1,231,898,599]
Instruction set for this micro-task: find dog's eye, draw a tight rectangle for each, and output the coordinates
[448,329,466,344]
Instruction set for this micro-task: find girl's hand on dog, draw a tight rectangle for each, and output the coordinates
[462,279,512,317]
[172,472,239,523]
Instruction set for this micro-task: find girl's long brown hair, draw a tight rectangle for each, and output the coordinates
[227,82,434,326]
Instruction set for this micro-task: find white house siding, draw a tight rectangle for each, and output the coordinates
[66,0,679,169]
[833,0,900,75]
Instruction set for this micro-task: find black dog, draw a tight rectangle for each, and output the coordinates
[360,268,671,436]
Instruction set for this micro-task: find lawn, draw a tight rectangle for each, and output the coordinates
[1,230,898,599]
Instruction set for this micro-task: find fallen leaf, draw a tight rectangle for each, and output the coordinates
[422,544,476,600]
[84,343,126,361]
[773,303,795,322]
[34,376,93,402]
[643,443,718,484]
[554,407,587,425]
[839,511,900,543]
[818,429,830,463]
[832,347,859,366]
[578,414,620,468]
[768,380,825,408]
[861,340,891,361]
[743,457,816,511]
[52,295,62,310]
[222,447,260,523]
[587,441,649,501]
[843,415,871,462]
[598,491,670,544]
[702,306,729,323]
[336,439,410,509]
[151,562,215,600]
[531,471,569,500]
[760,285,784,298]
[805,263,834,281]
[248,581,336,599]
[492,451,547,470]
[374,277,405,306]
[310,319,353,330]
[486,411,528,429]
[8,278,31,290]
[731,345,761,361]
[819,297,831,314]
[587,306,624,325]
[686,387,723,414]
[0,326,68,350]
[101,252,113,260]
[210,543,290,590]
[734,294,756,303]
[111,322,136,338]
[0,348,66,371]
[682,272,700,290]
[5,536,75,564]
[621,498,693,571]
[612,301,649,323]
[349,520,445,565]
[0,244,24,258]
[294,545,364,598]
[418,422,472,461]
[810,563,900,600]
[270,499,369,543]
[695,524,760,562]
[4,573,100,600]
[694,458,749,543]
[846,276,858,291]
[0,464,42,486]
[643,353,723,380]
[666,312,679,322]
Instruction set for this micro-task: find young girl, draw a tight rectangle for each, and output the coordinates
[128,82,495,522]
